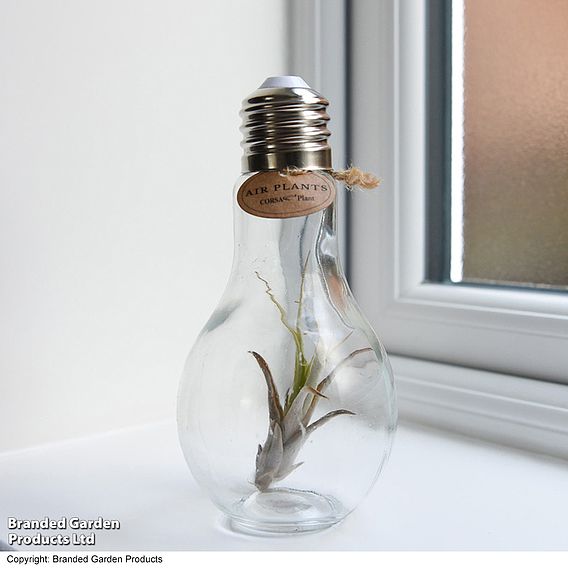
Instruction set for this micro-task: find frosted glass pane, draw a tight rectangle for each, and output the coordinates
[460,0,568,289]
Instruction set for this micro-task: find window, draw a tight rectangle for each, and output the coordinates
[429,0,568,290]
[346,0,568,384]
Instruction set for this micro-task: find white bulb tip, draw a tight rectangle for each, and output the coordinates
[258,76,311,90]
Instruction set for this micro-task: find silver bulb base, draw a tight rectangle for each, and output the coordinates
[240,76,332,173]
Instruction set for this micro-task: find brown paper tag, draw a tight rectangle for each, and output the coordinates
[237,171,336,219]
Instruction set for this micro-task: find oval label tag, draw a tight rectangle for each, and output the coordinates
[237,171,336,219]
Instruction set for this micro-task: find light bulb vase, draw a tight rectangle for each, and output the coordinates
[177,77,397,534]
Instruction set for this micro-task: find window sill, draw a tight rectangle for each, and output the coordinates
[393,354,568,461]
[1,419,568,550]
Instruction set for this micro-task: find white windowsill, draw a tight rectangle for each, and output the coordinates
[392,355,568,461]
[1,419,567,551]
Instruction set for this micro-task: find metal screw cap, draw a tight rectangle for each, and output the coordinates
[240,76,332,173]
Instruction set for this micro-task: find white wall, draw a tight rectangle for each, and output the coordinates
[0,0,287,452]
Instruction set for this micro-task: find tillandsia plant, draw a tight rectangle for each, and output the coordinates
[250,259,373,491]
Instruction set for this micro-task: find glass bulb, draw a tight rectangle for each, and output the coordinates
[177,77,397,534]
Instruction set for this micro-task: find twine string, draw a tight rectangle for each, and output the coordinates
[280,166,381,191]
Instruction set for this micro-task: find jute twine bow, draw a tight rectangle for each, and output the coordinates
[280,166,381,191]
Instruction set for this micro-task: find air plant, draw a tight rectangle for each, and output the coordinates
[250,261,373,491]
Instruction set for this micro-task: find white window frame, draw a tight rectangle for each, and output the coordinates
[289,0,568,459]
